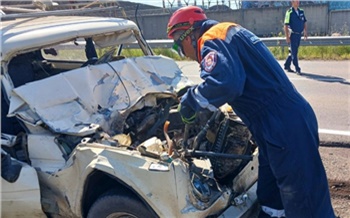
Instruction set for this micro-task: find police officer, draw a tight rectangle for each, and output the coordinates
[167,6,335,218]
[284,0,307,75]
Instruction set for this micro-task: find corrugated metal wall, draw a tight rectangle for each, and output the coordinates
[129,4,349,39]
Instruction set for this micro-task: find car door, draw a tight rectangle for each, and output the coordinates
[1,139,46,218]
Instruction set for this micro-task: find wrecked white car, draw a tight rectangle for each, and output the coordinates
[1,12,258,218]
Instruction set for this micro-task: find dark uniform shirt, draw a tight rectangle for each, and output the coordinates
[284,7,307,33]
[182,20,299,126]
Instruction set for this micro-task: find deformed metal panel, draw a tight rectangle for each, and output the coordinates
[10,56,192,135]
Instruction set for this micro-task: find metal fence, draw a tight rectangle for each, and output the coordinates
[60,36,350,52]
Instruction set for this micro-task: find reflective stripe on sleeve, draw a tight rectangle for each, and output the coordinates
[194,87,217,111]
[284,10,291,24]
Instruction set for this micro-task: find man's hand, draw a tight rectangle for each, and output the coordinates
[304,32,308,41]
[178,102,196,124]
[284,25,290,44]
[304,23,308,41]
[286,36,291,44]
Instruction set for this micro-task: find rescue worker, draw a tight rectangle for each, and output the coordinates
[283,0,307,75]
[167,6,335,218]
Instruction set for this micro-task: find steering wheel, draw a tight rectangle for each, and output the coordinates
[94,48,117,65]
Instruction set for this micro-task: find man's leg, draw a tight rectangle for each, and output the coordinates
[257,153,285,218]
[290,34,301,73]
[266,99,335,218]
[250,92,335,218]
[283,47,293,72]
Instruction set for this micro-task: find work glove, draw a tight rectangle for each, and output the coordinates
[178,102,196,124]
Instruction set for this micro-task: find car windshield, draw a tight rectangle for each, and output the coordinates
[42,39,91,62]
[41,37,142,62]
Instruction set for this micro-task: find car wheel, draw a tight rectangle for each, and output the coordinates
[87,190,155,218]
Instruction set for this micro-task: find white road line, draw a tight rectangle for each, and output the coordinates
[187,75,350,83]
[319,129,350,136]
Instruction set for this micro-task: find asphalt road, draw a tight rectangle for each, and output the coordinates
[177,60,350,217]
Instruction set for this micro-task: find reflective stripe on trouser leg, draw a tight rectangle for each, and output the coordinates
[261,206,285,218]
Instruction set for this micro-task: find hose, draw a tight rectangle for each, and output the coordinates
[192,110,220,151]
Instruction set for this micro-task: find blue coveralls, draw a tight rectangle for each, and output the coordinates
[181,20,335,217]
[284,7,307,72]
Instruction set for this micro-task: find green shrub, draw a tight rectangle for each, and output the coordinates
[268,46,350,60]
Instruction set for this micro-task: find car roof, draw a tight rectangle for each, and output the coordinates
[1,15,140,62]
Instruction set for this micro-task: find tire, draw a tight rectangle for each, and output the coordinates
[87,190,155,218]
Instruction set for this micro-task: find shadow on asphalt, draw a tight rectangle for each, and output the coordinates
[294,72,350,85]
[320,141,350,148]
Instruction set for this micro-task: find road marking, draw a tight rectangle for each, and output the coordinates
[319,129,350,136]
[186,75,350,83]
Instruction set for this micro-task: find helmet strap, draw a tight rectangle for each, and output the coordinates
[190,34,198,61]
[174,22,202,60]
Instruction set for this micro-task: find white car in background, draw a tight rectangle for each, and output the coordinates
[1,10,258,218]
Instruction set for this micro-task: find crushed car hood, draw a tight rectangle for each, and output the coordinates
[9,56,192,136]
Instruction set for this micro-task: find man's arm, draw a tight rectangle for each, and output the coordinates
[183,43,246,112]
[284,25,290,44]
[303,22,308,40]
[284,10,291,44]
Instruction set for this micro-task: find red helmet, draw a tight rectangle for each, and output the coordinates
[167,6,207,39]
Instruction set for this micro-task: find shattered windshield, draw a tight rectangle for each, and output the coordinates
[41,38,123,62]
